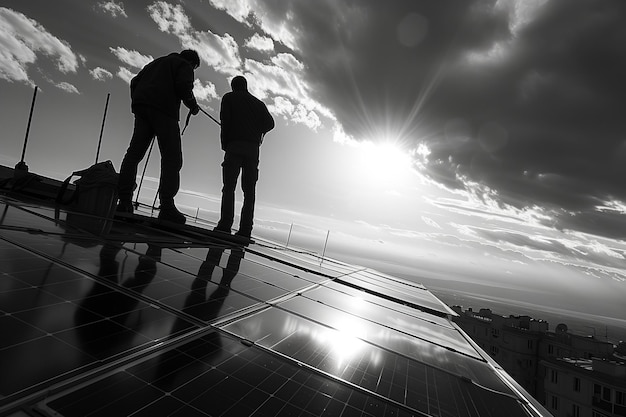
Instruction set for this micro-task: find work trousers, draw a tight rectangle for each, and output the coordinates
[118,108,182,206]
[217,142,259,233]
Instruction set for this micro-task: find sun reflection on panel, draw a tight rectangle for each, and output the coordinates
[310,296,368,371]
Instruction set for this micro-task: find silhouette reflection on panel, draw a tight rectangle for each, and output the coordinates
[182,245,244,323]
[150,246,245,392]
[73,243,161,359]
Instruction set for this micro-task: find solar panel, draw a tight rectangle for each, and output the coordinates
[0,195,550,416]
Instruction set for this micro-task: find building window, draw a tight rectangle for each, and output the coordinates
[527,339,534,349]
[490,345,499,356]
[572,404,580,417]
[603,386,611,402]
[492,328,500,338]
[551,395,559,410]
[548,344,554,355]
[617,391,625,406]
[573,377,580,392]
[550,369,558,384]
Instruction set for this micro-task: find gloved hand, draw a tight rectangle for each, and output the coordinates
[191,105,200,115]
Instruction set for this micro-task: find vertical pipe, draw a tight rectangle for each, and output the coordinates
[134,137,155,208]
[95,93,110,164]
[286,223,293,247]
[152,187,159,209]
[321,230,330,265]
[20,85,38,164]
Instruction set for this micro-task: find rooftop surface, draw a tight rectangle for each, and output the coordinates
[0,182,551,416]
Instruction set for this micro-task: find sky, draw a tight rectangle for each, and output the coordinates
[1,0,626,339]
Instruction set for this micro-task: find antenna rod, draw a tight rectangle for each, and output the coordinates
[321,230,330,265]
[20,85,38,164]
[95,92,110,164]
[134,137,155,208]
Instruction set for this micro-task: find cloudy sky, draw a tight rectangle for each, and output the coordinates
[1,0,625,334]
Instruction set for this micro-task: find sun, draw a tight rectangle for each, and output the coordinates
[352,140,414,186]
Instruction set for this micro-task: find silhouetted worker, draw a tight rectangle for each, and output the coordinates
[117,49,201,224]
[214,75,275,238]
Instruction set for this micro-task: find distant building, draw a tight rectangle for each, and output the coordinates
[451,306,625,416]
[542,356,626,417]
[450,307,549,396]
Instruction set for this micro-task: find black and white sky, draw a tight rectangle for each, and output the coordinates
[278,0,626,238]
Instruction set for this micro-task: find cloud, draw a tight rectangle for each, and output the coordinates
[270,96,321,130]
[109,47,150,83]
[96,1,127,18]
[90,67,113,81]
[193,79,218,102]
[194,31,241,74]
[116,66,135,84]
[146,1,332,130]
[148,1,241,73]
[415,0,626,216]
[0,7,79,84]
[245,33,274,52]
[54,81,80,94]
[148,1,192,36]
[235,0,626,239]
[206,0,253,24]
[109,47,152,69]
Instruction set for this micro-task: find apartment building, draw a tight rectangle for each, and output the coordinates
[451,305,624,416]
[542,356,626,417]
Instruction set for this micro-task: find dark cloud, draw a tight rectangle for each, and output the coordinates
[271,0,626,238]
[423,0,626,214]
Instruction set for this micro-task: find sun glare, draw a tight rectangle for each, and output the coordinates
[353,141,414,186]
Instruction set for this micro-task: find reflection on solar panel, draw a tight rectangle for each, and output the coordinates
[0,193,551,416]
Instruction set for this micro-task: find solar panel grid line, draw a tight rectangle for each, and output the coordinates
[333,276,450,319]
[297,286,481,360]
[208,303,273,329]
[223,301,535,416]
[0,234,221,334]
[0,313,214,414]
[125,204,353,278]
[243,244,360,278]
[449,322,547,417]
[1,195,552,416]
[222,312,467,416]
[12,202,202,250]
[172,245,339,288]
[359,268,429,291]
[271,295,490,381]
[0,237,239,412]
[308,281,455,329]
[1,222,296,340]
[30,330,246,416]
[345,270,426,297]
[215,334,434,417]
[354,274,454,317]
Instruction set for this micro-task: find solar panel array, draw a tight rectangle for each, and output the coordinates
[0,195,550,416]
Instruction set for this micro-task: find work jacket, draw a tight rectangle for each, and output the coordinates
[130,53,198,120]
[220,90,275,150]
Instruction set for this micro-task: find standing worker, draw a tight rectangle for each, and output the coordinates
[214,75,275,238]
[116,49,201,224]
